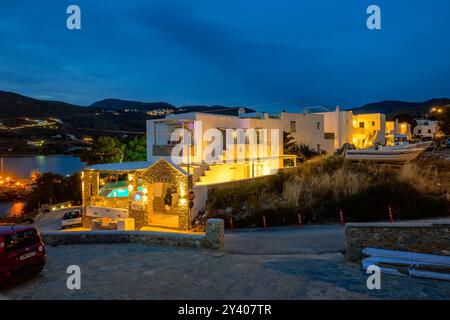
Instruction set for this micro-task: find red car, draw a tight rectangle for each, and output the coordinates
[0,225,47,284]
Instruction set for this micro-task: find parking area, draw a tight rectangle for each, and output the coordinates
[1,228,450,299]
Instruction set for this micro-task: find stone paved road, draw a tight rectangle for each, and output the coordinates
[1,243,449,300]
[225,225,345,255]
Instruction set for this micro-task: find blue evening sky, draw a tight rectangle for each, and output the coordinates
[0,0,449,112]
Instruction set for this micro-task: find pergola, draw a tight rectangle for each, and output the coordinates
[82,158,192,231]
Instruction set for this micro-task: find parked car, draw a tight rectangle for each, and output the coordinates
[0,226,47,284]
[61,210,82,229]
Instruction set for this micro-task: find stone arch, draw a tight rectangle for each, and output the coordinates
[136,159,192,230]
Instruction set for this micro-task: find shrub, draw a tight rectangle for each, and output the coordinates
[207,155,450,228]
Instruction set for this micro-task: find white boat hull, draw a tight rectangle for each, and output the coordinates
[387,141,433,151]
[345,148,422,163]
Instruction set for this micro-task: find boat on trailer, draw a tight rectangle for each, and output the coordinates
[345,147,423,163]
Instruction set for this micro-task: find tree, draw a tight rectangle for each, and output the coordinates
[429,106,450,135]
[283,131,297,154]
[81,136,124,165]
[23,172,82,214]
[283,132,325,163]
[123,137,147,162]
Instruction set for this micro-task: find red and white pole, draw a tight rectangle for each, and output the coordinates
[229,217,234,232]
[339,209,345,225]
[388,206,394,223]
[298,211,303,228]
[263,215,268,232]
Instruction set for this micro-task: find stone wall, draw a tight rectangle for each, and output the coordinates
[41,219,224,250]
[345,220,450,261]
[138,159,192,231]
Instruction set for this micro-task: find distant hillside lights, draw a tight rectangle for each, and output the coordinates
[147,109,175,116]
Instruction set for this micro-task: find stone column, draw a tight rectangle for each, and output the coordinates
[177,175,192,231]
[92,172,100,198]
[204,219,224,250]
[81,171,92,228]
[145,184,154,225]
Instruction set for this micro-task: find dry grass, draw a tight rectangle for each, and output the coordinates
[399,163,443,194]
[282,166,371,209]
[208,155,450,226]
[281,155,449,210]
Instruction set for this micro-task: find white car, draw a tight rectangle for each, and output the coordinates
[61,210,82,229]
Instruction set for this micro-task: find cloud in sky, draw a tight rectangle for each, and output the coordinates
[0,0,449,111]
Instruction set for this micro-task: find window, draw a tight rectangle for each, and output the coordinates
[372,121,375,126]
[5,230,40,252]
[324,132,335,140]
[316,122,320,130]
[428,129,432,134]
[290,121,296,133]
[418,129,422,134]
[359,122,365,128]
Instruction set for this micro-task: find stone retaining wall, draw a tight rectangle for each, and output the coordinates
[345,220,450,261]
[41,219,224,250]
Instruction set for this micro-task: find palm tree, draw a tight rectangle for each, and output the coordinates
[283,131,297,154]
[283,131,325,164]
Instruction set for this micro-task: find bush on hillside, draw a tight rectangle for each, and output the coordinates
[207,156,450,228]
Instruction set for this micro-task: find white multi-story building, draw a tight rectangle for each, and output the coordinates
[413,120,439,138]
[315,106,387,149]
[82,107,395,231]
[146,110,332,185]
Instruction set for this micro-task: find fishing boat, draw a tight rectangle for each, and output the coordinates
[345,147,423,163]
[387,141,433,151]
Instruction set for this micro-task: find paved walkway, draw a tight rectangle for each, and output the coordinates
[1,244,449,299]
[1,225,450,299]
[225,225,345,255]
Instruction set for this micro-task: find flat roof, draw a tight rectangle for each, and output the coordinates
[86,161,154,172]
[85,158,189,175]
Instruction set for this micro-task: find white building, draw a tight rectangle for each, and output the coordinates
[146,110,336,185]
[274,112,335,153]
[413,120,439,139]
[316,107,386,149]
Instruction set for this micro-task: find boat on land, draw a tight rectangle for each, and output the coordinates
[345,147,423,163]
[387,141,434,151]
[362,248,450,281]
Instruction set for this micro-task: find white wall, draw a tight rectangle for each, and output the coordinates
[413,120,438,138]
[279,112,334,153]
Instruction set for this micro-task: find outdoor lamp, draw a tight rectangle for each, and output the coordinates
[128,184,134,192]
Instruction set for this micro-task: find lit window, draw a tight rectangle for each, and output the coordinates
[290,121,296,133]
